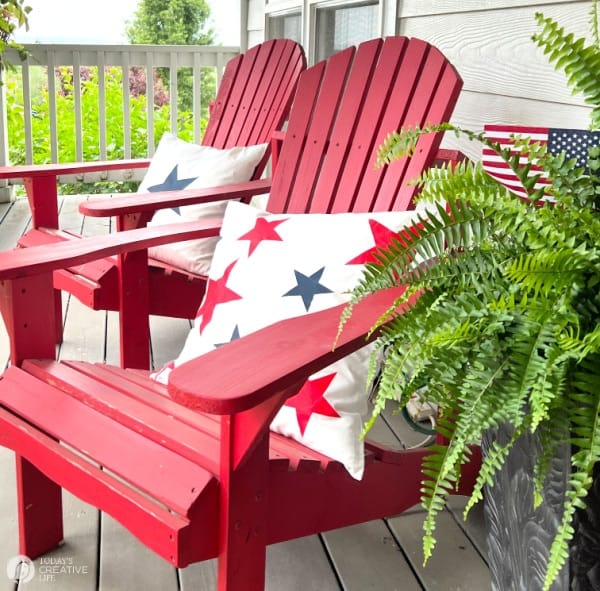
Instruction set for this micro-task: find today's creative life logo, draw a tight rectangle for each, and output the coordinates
[6,554,90,584]
[6,555,35,583]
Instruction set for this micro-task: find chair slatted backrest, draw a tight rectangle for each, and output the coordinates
[203,39,306,150]
[268,37,462,214]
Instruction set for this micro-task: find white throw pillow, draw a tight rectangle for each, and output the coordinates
[141,133,268,275]
[153,201,423,479]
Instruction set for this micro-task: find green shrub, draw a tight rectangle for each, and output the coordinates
[6,65,207,194]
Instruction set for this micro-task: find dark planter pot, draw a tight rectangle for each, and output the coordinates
[570,461,600,590]
[482,425,600,591]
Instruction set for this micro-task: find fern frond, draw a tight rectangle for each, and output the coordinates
[421,440,463,561]
[533,11,600,129]
[528,342,571,433]
[533,408,571,508]
[504,248,589,299]
[544,358,600,590]
[376,123,478,168]
[464,421,528,516]
[560,324,600,360]
[592,0,599,49]
[505,309,569,427]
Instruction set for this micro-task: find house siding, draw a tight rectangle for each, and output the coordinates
[398,0,592,158]
[248,0,593,159]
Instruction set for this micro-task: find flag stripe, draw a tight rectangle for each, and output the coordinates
[482,124,553,200]
[483,125,598,201]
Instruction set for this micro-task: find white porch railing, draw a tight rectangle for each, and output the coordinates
[0,43,240,197]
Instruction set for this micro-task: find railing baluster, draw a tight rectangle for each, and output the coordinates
[21,60,33,165]
[97,51,107,161]
[146,51,155,157]
[193,52,202,144]
[122,52,132,161]
[47,50,58,164]
[0,68,10,200]
[169,51,178,135]
[73,51,83,162]
[216,51,227,87]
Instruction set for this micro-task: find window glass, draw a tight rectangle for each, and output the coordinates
[315,2,378,61]
[267,11,302,43]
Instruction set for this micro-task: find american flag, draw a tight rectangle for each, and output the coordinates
[482,124,600,199]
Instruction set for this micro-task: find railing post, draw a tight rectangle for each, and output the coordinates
[0,70,13,202]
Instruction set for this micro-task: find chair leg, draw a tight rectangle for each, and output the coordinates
[15,456,63,558]
[118,250,150,369]
[217,429,269,591]
[54,289,63,344]
[217,534,267,591]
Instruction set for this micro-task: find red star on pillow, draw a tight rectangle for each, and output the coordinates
[346,219,399,265]
[237,217,287,255]
[285,373,340,435]
[195,260,242,332]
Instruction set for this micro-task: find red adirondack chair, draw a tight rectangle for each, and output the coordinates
[0,37,481,591]
[0,38,306,352]
[77,34,465,369]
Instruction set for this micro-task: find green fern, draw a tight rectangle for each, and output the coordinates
[533,10,600,129]
[546,360,600,585]
[465,420,529,515]
[341,5,600,590]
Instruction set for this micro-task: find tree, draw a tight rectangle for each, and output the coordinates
[126,0,216,114]
[0,0,31,75]
[126,0,214,46]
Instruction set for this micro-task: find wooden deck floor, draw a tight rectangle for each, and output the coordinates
[0,195,491,591]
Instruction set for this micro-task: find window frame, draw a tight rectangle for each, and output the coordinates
[311,0,379,63]
[264,0,397,65]
[265,8,303,43]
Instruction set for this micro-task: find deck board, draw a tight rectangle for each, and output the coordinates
[150,314,192,371]
[446,495,489,559]
[99,514,178,591]
[0,198,31,251]
[263,536,342,590]
[21,492,98,591]
[323,520,423,591]
[0,194,490,590]
[388,504,491,590]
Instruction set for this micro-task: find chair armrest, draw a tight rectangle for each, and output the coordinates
[0,220,221,280]
[433,148,468,168]
[79,178,272,218]
[0,160,151,229]
[168,286,412,415]
[0,159,150,180]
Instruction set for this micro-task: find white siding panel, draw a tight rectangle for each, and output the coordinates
[247,29,266,48]
[248,0,266,29]
[398,4,591,106]
[399,0,578,18]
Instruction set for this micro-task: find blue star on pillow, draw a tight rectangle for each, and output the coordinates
[214,325,240,348]
[147,164,199,213]
[283,267,333,311]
